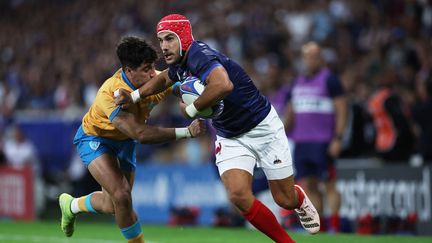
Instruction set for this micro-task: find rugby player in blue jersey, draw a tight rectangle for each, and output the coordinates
[115,14,320,242]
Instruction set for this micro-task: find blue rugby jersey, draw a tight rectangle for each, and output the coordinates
[168,41,271,138]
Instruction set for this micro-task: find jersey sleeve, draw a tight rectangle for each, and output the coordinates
[187,45,221,82]
[154,86,173,101]
[98,90,121,121]
[168,66,180,82]
[326,74,345,98]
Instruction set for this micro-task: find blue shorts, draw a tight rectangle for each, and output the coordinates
[293,142,335,180]
[74,125,137,172]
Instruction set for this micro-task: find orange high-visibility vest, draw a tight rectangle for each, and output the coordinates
[368,89,396,152]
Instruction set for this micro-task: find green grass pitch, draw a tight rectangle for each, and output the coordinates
[0,221,431,243]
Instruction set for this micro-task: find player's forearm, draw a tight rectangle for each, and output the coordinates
[194,80,232,111]
[129,126,192,144]
[283,103,294,133]
[193,66,233,111]
[113,112,192,143]
[333,96,347,139]
[138,70,171,97]
[135,127,175,144]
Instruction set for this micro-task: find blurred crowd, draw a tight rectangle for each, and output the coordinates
[1,0,432,166]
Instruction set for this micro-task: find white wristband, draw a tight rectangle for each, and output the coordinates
[114,89,120,97]
[175,127,192,140]
[185,103,199,118]
[131,89,141,103]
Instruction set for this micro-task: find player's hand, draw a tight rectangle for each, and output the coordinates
[328,137,342,158]
[172,81,181,97]
[114,88,132,109]
[179,102,192,118]
[187,119,206,137]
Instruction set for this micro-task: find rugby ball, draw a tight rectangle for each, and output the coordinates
[179,76,224,118]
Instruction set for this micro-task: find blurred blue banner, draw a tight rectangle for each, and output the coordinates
[132,163,229,225]
[18,119,81,172]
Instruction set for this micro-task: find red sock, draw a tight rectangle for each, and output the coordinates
[294,185,305,208]
[320,217,327,232]
[242,199,295,243]
[329,214,341,232]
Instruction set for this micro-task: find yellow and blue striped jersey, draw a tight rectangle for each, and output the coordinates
[81,68,171,140]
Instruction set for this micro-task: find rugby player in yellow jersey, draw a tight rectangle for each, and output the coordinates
[58,36,205,243]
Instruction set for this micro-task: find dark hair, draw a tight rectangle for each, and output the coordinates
[116,36,157,70]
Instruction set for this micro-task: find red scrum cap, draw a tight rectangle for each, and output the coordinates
[156,14,194,56]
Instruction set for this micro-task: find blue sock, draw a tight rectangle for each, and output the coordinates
[121,221,142,240]
[84,192,97,213]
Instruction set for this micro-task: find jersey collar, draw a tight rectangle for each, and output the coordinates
[121,69,137,90]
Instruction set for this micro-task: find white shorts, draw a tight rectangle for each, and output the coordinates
[215,106,293,180]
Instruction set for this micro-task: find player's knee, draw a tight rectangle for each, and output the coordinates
[111,188,132,208]
[228,188,251,207]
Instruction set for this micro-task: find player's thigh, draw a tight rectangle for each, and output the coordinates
[244,108,294,180]
[124,171,135,188]
[258,135,293,180]
[87,153,130,195]
[220,167,254,198]
[215,134,256,198]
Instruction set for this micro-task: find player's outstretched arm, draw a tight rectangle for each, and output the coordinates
[138,69,173,97]
[112,109,206,144]
[114,70,172,106]
[328,95,347,157]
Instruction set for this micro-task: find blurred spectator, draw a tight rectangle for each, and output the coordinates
[310,0,334,43]
[3,124,45,215]
[3,125,40,173]
[368,68,414,162]
[339,67,375,157]
[265,66,294,117]
[0,138,6,166]
[412,76,432,163]
[0,80,19,124]
[284,42,347,232]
